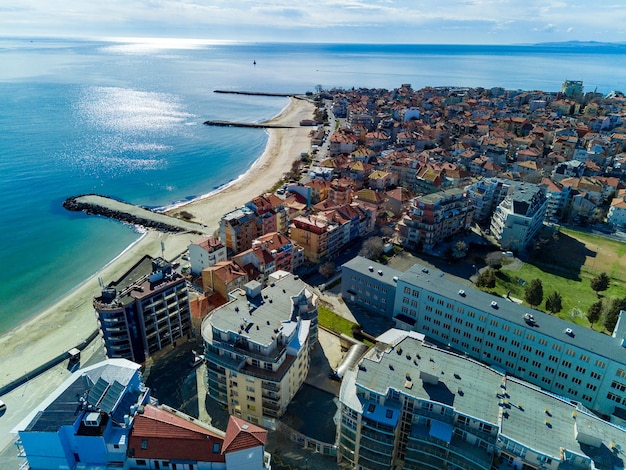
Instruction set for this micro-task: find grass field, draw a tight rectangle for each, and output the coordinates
[486,227,626,330]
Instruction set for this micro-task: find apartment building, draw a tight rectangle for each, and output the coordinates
[393,262,626,420]
[466,177,516,222]
[93,255,191,364]
[489,182,547,251]
[397,187,473,251]
[289,214,332,263]
[337,329,625,470]
[188,235,227,275]
[233,232,303,285]
[202,274,318,428]
[219,206,260,255]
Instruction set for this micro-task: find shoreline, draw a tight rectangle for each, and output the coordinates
[0,96,315,390]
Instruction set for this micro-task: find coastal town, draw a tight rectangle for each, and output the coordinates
[4,80,626,469]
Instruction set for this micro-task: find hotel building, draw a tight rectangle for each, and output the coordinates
[202,273,318,428]
[337,329,625,470]
[93,255,192,364]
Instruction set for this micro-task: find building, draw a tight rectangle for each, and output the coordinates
[202,274,318,428]
[289,214,332,263]
[392,262,626,419]
[232,232,303,285]
[337,329,626,470]
[13,359,270,470]
[93,256,192,364]
[201,261,249,302]
[219,206,260,255]
[341,256,402,318]
[14,359,149,470]
[397,187,473,251]
[129,405,271,469]
[465,177,516,222]
[188,235,228,275]
[608,189,626,228]
[540,177,571,223]
[489,182,547,251]
[188,237,228,276]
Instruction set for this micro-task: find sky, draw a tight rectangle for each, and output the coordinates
[2,0,626,45]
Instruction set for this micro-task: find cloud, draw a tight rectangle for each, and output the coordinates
[1,0,625,44]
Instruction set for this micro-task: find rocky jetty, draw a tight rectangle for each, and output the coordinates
[63,194,204,234]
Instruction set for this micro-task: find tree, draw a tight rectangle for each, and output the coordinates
[318,261,336,279]
[605,297,626,332]
[590,272,610,295]
[475,269,496,289]
[587,300,603,328]
[545,291,562,314]
[359,236,384,261]
[454,241,468,258]
[485,251,503,270]
[524,279,543,308]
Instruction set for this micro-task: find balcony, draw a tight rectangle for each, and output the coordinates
[262,381,280,392]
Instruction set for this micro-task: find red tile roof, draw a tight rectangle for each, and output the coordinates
[223,416,268,454]
[129,405,226,462]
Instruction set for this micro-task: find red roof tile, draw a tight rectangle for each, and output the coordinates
[129,405,225,462]
[222,416,268,454]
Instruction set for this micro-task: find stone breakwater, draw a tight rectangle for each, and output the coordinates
[63,194,204,234]
[203,120,295,129]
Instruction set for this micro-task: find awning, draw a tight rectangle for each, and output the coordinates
[429,419,453,443]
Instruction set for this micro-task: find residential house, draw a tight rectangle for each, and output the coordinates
[201,261,249,302]
[189,236,227,276]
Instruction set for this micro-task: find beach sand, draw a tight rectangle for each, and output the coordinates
[0,97,315,390]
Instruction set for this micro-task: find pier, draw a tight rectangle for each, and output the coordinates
[63,194,205,234]
[203,120,295,129]
[213,90,300,97]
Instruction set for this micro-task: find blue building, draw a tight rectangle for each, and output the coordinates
[13,359,150,469]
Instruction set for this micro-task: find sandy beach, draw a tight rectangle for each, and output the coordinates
[0,96,315,390]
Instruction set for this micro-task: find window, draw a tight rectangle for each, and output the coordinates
[561,360,572,368]
[586,383,597,391]
[611,381,626,392]
[545,366,555,374]
[404,286,411,293]
[579,354,590,362]
[549,355,558,363]
[572,377,582,385]
[617,369,626,378]
[575,366,586,374]
[136,460,147,466]
[595,360,606,369]
[479,315,487,322]
[141,439,148,450]
[213,443,221,453]
[590,371,601,380]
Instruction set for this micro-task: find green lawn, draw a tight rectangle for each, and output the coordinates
[481,228,626,330]
[318,304,359,336]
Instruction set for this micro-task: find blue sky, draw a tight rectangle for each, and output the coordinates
[2,0,626,44]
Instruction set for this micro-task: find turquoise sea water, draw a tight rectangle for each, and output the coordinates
[1,38,625,333]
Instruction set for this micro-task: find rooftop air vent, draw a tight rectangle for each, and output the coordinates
[523,313,535,325]
[378,270,383,276]
[393,276,398,282]
[368,266,374,272]
[565,328,574,337]
[490,301,498,309]
[458,289,466,296]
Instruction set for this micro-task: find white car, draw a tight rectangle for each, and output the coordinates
[0,399,6,413]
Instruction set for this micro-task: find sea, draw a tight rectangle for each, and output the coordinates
[1,38,625,334]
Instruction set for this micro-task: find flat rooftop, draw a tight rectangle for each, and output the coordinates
[202,274,314,350]
[398,262,626,362]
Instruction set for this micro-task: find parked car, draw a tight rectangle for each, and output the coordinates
[0,399,6,413]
